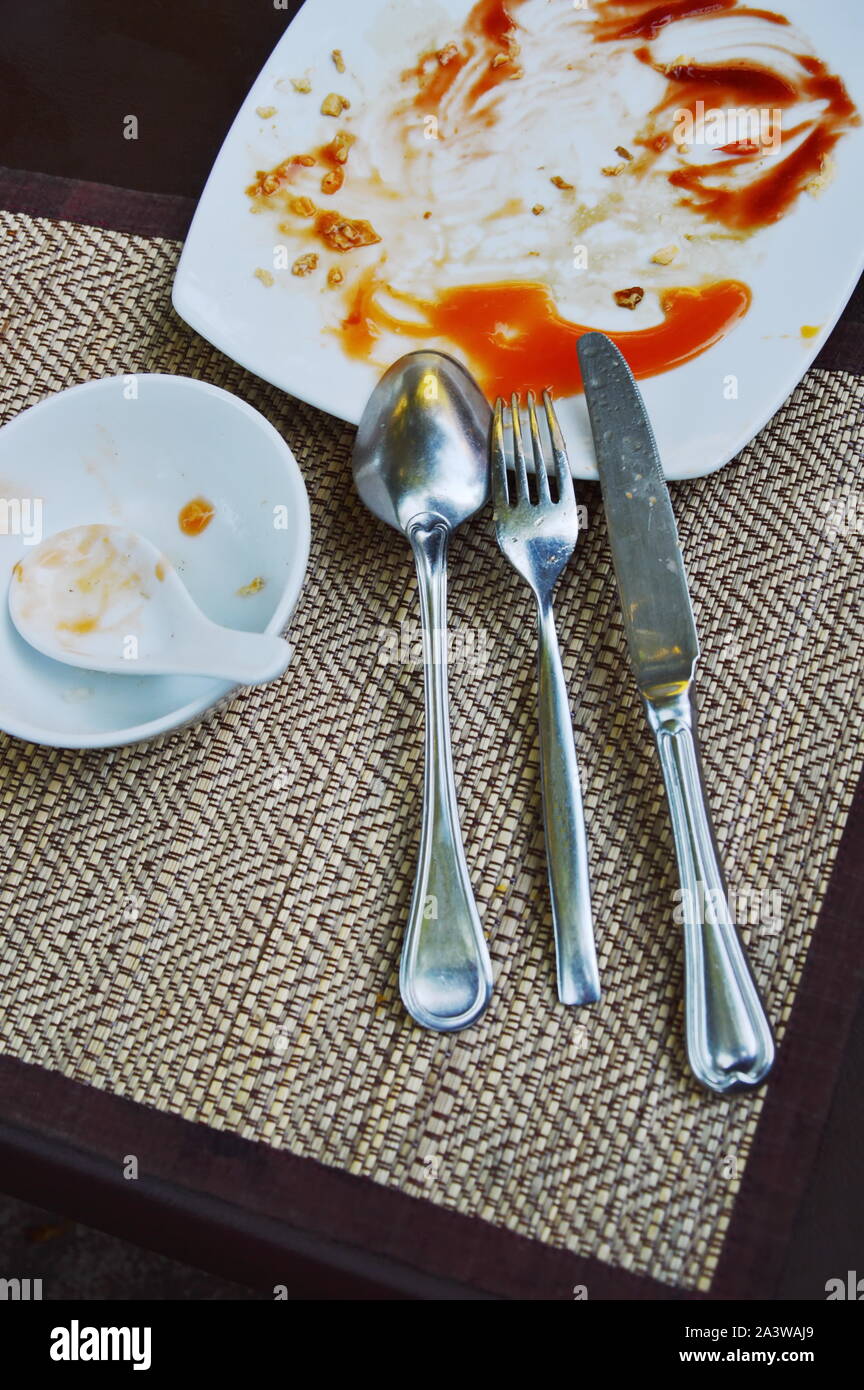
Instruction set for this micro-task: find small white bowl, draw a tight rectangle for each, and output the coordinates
[0,374,310,748]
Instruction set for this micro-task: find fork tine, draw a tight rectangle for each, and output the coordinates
[490,398,510,511]
[510,393,530,504]
[526,391,551,505]
[542,390,576,507]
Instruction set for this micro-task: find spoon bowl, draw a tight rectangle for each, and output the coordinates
[10,524,292,686]
[353,351,490,535]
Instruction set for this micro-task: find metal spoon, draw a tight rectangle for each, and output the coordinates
[353,350,493,1032]
[9,524,291,685]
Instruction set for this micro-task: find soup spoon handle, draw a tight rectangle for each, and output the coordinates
[398,517,493,1032]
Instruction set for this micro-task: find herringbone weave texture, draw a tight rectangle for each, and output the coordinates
[1,211,862,1290]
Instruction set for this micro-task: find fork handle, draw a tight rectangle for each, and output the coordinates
[399,518,493,1032]
[536,598,600,1006]
[645,687,774,1093]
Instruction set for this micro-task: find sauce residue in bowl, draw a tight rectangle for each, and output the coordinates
[12,525,150,642]
[179,497,215,536]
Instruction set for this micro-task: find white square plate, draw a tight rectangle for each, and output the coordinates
[173,0,864,478]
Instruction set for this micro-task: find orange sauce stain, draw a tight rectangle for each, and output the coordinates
[403,0,519,119]
[591,0,790,42]
[341,276,750,397]
[155,561,166,581]
[179,497,215,536]
[606,8,858,234]
[57,616,100,635]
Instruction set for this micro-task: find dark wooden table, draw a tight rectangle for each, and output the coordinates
[0,0,862,1300]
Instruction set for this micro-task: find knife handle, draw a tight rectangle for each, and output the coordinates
[645,688,775,1094]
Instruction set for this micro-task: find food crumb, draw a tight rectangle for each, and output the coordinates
[615,145,632,160]
[237,576,267,597]
[331,49,346,74]
[256,105,277,120]
[806,154,836,195]
[328,129,355,163]
[316,212,380,252]
[800,324,821,338]
[321,168,344,195]
[327,266,344,287]
[614,286,644,309]
[321,92,350,117]
[651,243,679,264]
[254,267,275,287]
[436,42,459,66]
[292,252,319,276]
[531,204,544,215]
[550,175,574,190]
[290,77,312,93]
[290,196,316,217]
[601,162,627,176]
[422,210,432,219]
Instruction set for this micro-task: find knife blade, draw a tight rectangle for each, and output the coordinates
[577,331,774,1095]
[577,332,697,697]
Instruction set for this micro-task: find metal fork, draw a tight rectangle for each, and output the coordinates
[491,391,600,1006]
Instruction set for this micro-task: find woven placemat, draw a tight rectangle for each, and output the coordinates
[1,210,862,1291]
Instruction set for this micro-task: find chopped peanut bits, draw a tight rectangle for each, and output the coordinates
[436,43,459,65]
[321,92,350,117]
[321,168,344,195]
[651,243,679,264]
[531,204,544,215]
[328,130,355,163]
[292,253,319,277]
[614,286,644,309]
[615,145,632,160]
[327,267,344,287]
[806,154,836,195]
[601,162,627,176]
[256,105,277,120]
[331,49,346,74]
[291,196,316,217]
[291,77,312,93]
[550,175,573,190]
[254,268,274,287]
[237,576,267,597]
[316,212,381,252]
[246,154,314,198]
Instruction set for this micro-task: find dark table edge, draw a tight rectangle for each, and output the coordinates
[1,163,862,1302]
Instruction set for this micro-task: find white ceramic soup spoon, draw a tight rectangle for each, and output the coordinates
[9,524,291,685]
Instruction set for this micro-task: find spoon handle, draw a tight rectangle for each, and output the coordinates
[400,518,493,1032]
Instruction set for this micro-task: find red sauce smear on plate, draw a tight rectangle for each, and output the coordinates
[403,0,520,118]
[341,276,750,398]
[651,56,857,229]
[591,0,789,41]
[592,2,858,231]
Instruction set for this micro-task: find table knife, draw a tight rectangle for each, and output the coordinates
[577,331,774,1095]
